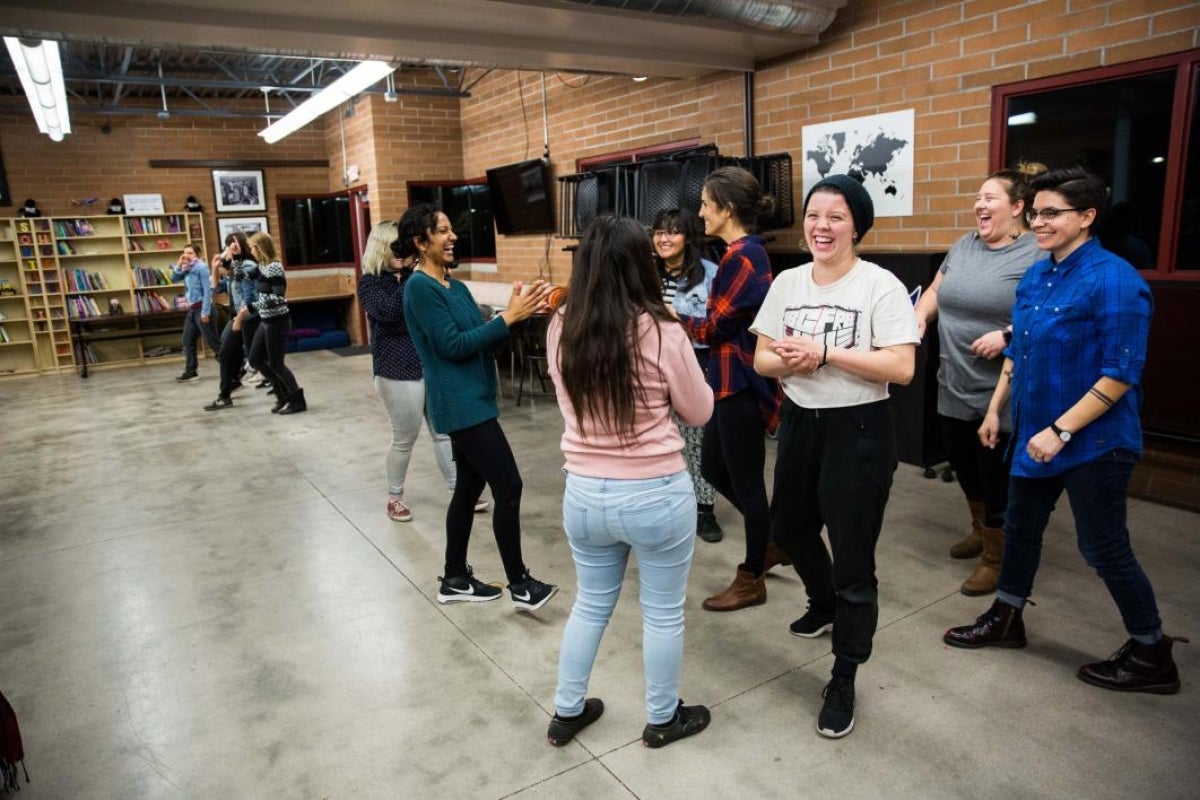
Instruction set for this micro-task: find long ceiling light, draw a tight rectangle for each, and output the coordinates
[4,37,71,142]
[258,60,395,144]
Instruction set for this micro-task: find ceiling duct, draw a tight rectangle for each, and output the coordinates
[558,0,845,36]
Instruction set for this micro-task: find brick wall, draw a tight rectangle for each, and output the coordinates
[1,109,333,255]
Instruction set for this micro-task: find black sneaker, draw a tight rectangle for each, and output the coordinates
[229,380,244,393]
[817,676,855,739]
[437,567,502,604]
[176,372,198,382]
[642,701,711,748]
[255,379,271,389]
[203,396,233,411]
[790,607,835,638]
[547,698,604,747]
[509,572,558,612]
[697,511,723,543]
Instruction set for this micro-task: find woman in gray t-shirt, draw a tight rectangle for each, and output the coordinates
[914,164,1044,596]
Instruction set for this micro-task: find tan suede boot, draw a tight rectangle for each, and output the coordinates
[961,526,1003,596]
[702,568,766,611]
[763,540,793,572]
[949,498,985,559]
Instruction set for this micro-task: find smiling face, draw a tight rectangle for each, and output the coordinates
[699,187,732,242]
[1029,189,1095,262]
[653,227,686,268]
[803,189,857,269]
[975,177,1023,246]
[418,212,457,269]
[181,245,198,265]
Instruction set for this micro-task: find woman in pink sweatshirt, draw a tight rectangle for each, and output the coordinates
[544,216,715,750]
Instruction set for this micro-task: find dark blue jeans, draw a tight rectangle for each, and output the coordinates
[998,448,1162,638]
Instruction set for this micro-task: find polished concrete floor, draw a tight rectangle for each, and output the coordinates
[1,350,1196,799]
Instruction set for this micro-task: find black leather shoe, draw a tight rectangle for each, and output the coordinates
[1077,636,1187,694]
[546,698,604,747]
[944,599,1027,649]
[642,701,711,748]
[697,511,723,543]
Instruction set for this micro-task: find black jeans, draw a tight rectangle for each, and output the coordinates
[248,313,299,396]
[939,414,1011,529]
[770,398,897,665]
[445,418,526,584]
[700,390,770,574]
[216,317,251,398]
[181,306,221,374]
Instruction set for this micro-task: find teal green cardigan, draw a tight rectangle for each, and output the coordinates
[402,270,510,434]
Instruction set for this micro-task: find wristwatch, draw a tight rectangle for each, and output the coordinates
[1050,422,1072,443]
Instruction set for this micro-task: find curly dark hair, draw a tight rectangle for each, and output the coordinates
[395,204,443,260]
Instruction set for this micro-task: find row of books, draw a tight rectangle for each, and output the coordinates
[68,295,104,319]
[124,216,184,235]
[133,266,175,287]
[53,219,97,238]
[134,292,183,313]
[65,269,111,292]
[0,324,12,343]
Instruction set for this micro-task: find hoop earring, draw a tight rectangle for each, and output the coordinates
[414,252,424,268]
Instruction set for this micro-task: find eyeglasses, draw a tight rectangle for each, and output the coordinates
[1025,207,1080,223]
[653,229,681,239]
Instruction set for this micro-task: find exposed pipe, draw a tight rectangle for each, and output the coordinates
[743,71,754,158]
[560,0,844,35]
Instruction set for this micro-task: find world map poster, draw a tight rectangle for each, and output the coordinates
[801,109,915,217]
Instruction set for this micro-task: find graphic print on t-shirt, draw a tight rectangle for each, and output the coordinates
[781,304,860,349]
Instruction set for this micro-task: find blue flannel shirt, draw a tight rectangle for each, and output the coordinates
[1007,237,1152,477]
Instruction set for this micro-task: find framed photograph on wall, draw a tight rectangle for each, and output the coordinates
[212,169,266,212]
[217,216,269,243]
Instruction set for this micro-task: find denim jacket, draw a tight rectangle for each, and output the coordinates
[671,258,718,350]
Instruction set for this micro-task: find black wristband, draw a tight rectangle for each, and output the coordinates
[1003,329,1012,345]
[820,342,828,367]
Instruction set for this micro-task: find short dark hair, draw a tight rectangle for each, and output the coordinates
[1029,167,1109,226]
[704,166,775,233]
[396,204,443,260]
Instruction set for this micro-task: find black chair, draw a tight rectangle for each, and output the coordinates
[514,314,551,406]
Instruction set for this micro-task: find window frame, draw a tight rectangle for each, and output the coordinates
[407,178,496,264]
[990,48,1199,280]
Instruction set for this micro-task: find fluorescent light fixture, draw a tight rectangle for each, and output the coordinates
[631,75,648,82]
[1152,156,1165,164]
[1007,111,1037,127]
[4,37,71,141]
[258,60,395,143]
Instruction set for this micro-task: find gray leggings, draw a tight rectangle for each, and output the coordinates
[373,375,455,497]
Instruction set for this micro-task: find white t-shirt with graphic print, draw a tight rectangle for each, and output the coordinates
[750,258,919,409]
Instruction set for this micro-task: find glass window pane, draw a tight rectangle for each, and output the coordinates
[1176,65,1200,270]
[1005,70,1175,269]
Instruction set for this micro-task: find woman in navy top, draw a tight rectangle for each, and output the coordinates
[945,167,1184,695]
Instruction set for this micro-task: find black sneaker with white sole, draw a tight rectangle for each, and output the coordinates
[437,567,502,604]
[508,572,558,612]
[817,676,855,739]
[790,607,835,638]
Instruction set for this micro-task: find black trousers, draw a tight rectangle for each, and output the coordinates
[445,418,526,584]
[216,317,254,398]
[181,306,221,374]
[700,389,771,574]
[770,398,896,665]
[248,313,299,396]
[939,414,1011,529]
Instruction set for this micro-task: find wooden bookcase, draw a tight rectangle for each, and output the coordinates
[1,212,207,376]
[0,218,39,377]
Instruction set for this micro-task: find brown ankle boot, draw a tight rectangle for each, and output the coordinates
[763,540,792,572]
[950,498,985,559]
[961,526,1003,596]
[702,568,766,611]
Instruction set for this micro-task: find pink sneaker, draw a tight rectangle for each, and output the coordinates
[387,498,413,522]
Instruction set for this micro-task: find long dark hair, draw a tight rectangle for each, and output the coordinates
[652,207,706,292]
[559,216,677,442]
[224,231,253,264]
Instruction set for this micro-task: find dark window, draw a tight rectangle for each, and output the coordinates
[993,49,1200,277]
[279,195,355,265]
[408,181,495,261]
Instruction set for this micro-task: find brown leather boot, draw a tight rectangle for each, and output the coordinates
[702,568,766,611]
[949,498,985,559]
[763,540,792,572]
[961,526,1003,596]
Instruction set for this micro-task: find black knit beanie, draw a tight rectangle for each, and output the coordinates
[803,174,874,241]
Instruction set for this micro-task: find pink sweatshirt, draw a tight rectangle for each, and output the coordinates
[546,310,714,478]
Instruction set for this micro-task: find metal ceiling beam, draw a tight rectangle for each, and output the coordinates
[55,70,469,97]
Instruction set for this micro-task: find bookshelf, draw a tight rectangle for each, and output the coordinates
[0,218,39,377]
[3,212,207,375]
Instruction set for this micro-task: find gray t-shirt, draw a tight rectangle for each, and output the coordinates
[936,232,1041,427]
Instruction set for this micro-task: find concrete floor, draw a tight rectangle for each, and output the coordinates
[1,349,1196,800]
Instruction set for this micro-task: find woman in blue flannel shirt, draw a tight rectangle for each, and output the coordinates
[945,167,1184,696]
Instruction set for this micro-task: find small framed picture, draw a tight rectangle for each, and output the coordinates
[217,216,269,243]
[212,169,266,212]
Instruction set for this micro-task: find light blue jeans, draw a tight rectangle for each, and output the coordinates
[554,470,696,725]
[373,375,455,497]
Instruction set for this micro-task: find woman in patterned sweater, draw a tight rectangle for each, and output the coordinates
[246,231,305,414]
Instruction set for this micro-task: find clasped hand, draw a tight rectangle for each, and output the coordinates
[772,337,822,376]
[501,280,553,326]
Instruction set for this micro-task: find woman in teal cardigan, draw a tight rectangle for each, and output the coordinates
[401,204,558,611]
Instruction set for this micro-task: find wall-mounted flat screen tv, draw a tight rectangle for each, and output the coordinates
[486,158,555,235]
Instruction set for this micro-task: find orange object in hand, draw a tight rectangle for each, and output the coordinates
[546,285,568,310]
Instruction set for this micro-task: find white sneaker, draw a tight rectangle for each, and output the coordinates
[474,498,490,513]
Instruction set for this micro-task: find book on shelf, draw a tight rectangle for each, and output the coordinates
[129,239,145,252]
[57,240,77,256]
[69,295,102,319]
[0,324,9,343]
[133,265,173,287]
[53,219,97,238]
[135,291,174,313]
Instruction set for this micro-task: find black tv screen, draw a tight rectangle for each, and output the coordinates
[486,158,555,235]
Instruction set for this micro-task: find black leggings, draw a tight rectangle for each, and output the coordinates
[248,314,299,396]
[700,390,771,575]
[939,414,1011,529]
[445,418,527,584]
